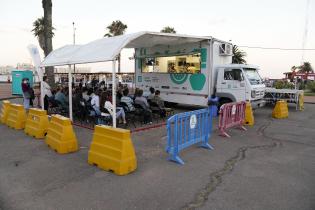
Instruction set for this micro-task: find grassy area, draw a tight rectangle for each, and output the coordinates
[304,92,315,96]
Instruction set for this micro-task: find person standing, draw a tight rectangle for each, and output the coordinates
[42,76,52,111]
[21,78,31,110]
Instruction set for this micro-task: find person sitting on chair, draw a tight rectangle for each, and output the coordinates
[120,88,135,111]
[135,89,152,124]
[90,88,101,116]
[147,87,155,100]
[55,87,68,111]
[152,90,165,108]
[152,90,173,117]
[102,92,127,125]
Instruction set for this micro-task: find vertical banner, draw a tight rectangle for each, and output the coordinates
[27,44,43,80]
[27,44,44,109]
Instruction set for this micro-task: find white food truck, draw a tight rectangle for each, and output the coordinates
[134,36,266,108]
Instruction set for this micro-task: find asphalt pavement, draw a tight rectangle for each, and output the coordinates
[0,102,314,210]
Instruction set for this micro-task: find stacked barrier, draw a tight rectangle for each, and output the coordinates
[0,100,10,124]
[45,115,78,154]
[218,101,246,138]
[88,125,137,175]
[272,100,288,119]
[6,104,27,130]
[24,108,49,139]
[244,102,254,126]
[166,107,213,165]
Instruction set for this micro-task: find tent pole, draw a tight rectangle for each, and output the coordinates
[68,65,73,121]
[39,67,44,110]
[40,80,44,110]
[112,60,116,128]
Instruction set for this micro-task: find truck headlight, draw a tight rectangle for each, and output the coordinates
[251,90,256,98]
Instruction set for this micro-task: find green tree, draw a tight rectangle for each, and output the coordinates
[291,65,297,71]
[273,80,295,89]
[232,45,246,64]
[104,20,128,73]
[298,62,314,73]
[160,26,176,33]
[31,17,55,54]
[306,81,315,92]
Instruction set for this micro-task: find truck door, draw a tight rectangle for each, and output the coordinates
[217,68,246,101]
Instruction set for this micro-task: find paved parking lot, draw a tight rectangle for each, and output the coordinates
[0,101,314,210]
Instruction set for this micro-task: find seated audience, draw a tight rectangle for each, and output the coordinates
[120,88,135,111]
[135,89,152,124]
[90,88,101,116]
[147,87,155,100]
[152,90,165,108]
[82,87,90,101]
[101,92,127,125]
[55,87,68,110]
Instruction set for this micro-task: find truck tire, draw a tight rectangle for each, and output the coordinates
[219,98,233,109]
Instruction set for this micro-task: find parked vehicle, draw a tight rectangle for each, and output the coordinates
[134,37,265,108]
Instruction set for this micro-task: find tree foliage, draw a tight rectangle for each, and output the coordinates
[232,45,246,64]
[306,81,315,92]
[104,20,127,37]
[273,80,295,89]
[31,17,55,52]
[298,62,314,73]
[160,26,176,33]
[104,20,127,73]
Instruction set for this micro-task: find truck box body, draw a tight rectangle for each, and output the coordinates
[134,37,265,107]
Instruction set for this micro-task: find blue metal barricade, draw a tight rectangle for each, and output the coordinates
[166,107,214,165]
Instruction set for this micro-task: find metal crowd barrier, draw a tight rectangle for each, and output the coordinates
[218,101,246,138]
[166,107,214,165]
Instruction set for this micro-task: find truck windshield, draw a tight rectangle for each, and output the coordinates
[244,68,263,85]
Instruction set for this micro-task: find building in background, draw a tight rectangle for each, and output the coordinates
[0,65,14,74]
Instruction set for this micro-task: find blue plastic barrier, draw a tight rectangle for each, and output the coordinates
[166,107,214,165]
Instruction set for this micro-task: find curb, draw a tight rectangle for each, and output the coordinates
[0,96,23,101]
[73,122,166,133]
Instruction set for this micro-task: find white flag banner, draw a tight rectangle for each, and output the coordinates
[27,44,43,80]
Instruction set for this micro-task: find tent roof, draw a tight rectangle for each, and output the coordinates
[41,31,211,67]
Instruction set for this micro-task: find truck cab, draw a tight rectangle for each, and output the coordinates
[215,64,266,108]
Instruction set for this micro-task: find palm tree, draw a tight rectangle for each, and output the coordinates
[31,17,55,54]
[104,20,128,73]
[160,26,176,33]
[32,0,54,85]
[232,45,246,64]
[291,66,297,72]
[298,62,314,73]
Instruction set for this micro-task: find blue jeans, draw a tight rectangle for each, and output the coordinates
[23,95,30,110]
[90,107,102,124]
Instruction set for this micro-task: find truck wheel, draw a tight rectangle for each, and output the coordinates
[219,98,232,109]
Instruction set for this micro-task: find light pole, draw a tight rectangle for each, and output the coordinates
[73,22,76,74]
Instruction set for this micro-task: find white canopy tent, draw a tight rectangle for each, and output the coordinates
[41,31,210,127]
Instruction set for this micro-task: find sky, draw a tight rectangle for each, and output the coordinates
[0,0,314,78]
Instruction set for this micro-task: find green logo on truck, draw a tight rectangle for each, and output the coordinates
[170,74,188,84]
